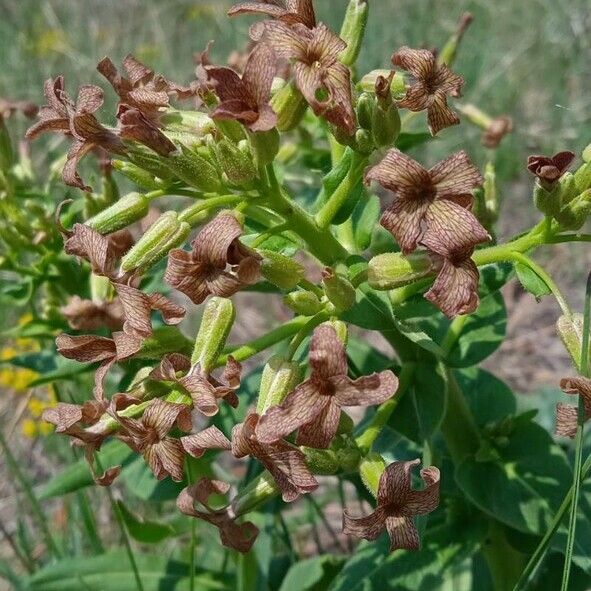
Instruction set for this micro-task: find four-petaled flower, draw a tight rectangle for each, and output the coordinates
[182,413,318,502]
[228,0,316,29]
[165,212,261,304]
[256,324,398,449]
[112,397,192,482]
[343,459,440,551]
[205,43,278,132]
[177,478,259,553]
[527,151,575,188]
[365,149,488,255]
[392,46,464,136]
[556,376,591,438]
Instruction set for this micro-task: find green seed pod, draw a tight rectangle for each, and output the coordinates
[574,161,591,193]
[356,92,375,130]
[248,128,280,166]
[168,145,222,193]
[111,160,163,190]
[121,211,190,272]
[214,138,257,187]
[271,81,308,132]
[339,0,368,67]
[191,297,236,372]
[86,192,150,234]
[533,181,561,217]
[322,268,356,312]
[368,251,433,290]
[555,189,591,230]
[256,355,301,413]
[260,249,305,289]
[372,103,401,148]
[283,290,324,316]
[557,313,590,369]
[359,452,386,497]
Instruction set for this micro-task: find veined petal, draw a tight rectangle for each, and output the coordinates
[380,196,431,255]
[333,370,398,407]
[404,466,441,515]
[426,92,460,136]
[392,47,436,80]
[182,426,232,457]
[295,397,340,448]
[378,459,419,506]
[385,515,420,551]
[308,324,348,379]
[343,507,386,541]
[429,150,483,199]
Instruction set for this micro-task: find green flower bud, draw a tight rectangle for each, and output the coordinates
[249,128,280,166]
[256,355,301,413]
[359,452,386,497]
[90,274,111,302]
[127,147,175,180]
[354,128,374,154]
[372,103,401,148]
[557,313,591,369]
[582,144,591,163]
[368,251,432,290]
[322,268,356,312]
[168,145,222,193]
[283,290,324,316]
[303,448,339,475]
[559,172,578,205]
[357,70,407,98]
[339,0,368,67]
[555,189,591,230]
[356,93,375,130]
[159,109,216,136]
[86,192,150,234]
[138,326,193,359]
[214,138,257,187]
[191,297,235,371]
[533,182,561,217]
[111,160,163,190]
[121,211,190,272]
[325,319,348,344]
[260,249,305,289]
[271,80,308,132]
[574,161,591,193]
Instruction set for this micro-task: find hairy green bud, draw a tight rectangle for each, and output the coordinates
[256,355,301,413]
[86,192,150,233]
[271,81,308,132]
[359,452,386,497]
[354,128,374,154]
[249,128,280,166]
[259,249,305,290]
[322,268,356,312]
[555,189,591,230]
[339,0,368,67]
[167,145,221,192]
[582,143,591,164]
[214,138,257,187]
[356,92,375,130]
[533,181,561,217]
[111,160,163,190]
[372,102,401,148]
[368,252,433,290]
[574,161,591,193]
[283,290,324,316]
[357,70,407,98]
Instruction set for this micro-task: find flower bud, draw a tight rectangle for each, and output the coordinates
[368,251,433,290]
[127,147,175,180]
[86,192,150,234]
[533,182,561,217]
[191,297,235,371]
[111,160,163,190]
[574,161,591,193]
[167,146,222,193]
[159,109,216,136]
[583,144,591,163]
[283,290,324,316]
[214,138,257,188]
[121,211,190,272]
[339,0,368,67]
[354,128,374,154]
[260,249,305,289]
[271,81,308,132]
[559,172,579,205]
[557,313,590,369]
[359,452,386,497]
[555,189,591,230]
[357,70,406,98]
[303,448,339,475]
[256,355,301,413]
[356,93,375,130]
[322,268,356,312]
[249,128,280,166]
[438,12,473,66]
[325,319,348,344]
[90,274,111,302]
[372,102,401,148]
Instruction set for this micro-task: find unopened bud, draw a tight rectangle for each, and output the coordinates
[256,355,301,413]
[121,211,190,271]
[555,189,591,230]
[167,145,222,193]
[86,192,149,234]
[127,147,175,180]
[259,249,305,290]
[356,93,375,130]
[368,251,433,290]
[357,70,406,99]
[303,448,339,475]
[582,144,591,163]
[574,161,591,193]
[214,138,257,187]
[533,182,561,217]
[557,313,590,369]
[559,172,578,205]
[322,268,356,312]
[283,290,324,316]
[159,109,216,136]
[191,297,235,371]
[111,160,163,190]
[339,0,368,67]
[372,102,401,148]
[271,81,308,132]
[438,12,473,66]
[359,452,386,497]
[249,128,280,166]
[325,319,348,344]
[354,128,374,154]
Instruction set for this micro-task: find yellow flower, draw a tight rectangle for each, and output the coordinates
[21,419,38,439]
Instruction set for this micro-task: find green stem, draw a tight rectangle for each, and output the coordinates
[440,315,469,356]
[178,194,245,224]
[483,520,526,591]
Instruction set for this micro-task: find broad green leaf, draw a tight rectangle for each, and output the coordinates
[3,350,57,374]
[479,262,514,297]
[346,336,393,376]
[341,287,393,330]
[395,132,432,152]
[445,291,507,367]
[514,262,551,298]
[117,501,174,543]
[28,358,94,387]
[279,555,345,591]
[22,551,228,591]
[39,440,134,500]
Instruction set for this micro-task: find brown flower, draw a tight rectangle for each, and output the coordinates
[392,47,464,135]
[26,77,125,191]
[365,149,488,255]
[205,43,277,132]
[177,478,259,553]
[61,295,124,331]
[150,353,241,416]
[228,0,316,29]
[165,212,261,304]
[557,377,591,438]
[111,397,192,482]
[527,151,575,187]
[482,116,513,148]
[182,413,318,502]
[256,325,398,449]
[116,104,176,156]
[261,22,355,134]
[343,459,440,551]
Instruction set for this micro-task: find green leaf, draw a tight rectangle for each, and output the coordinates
[479,262,514,296]
[279,555,345,591]
[391,315,444,357]
[39,440,134,500]
[352,194,380,252]
[514,262,551,298]
[22,551,228,591]
[3,350,57,373]
[116,501,175,543]
[27,358,93,387]
[341,287,394,330]
[389,362,447,443]
[346,336,393,376]
[395,132,432,152]
[445,291,507,367]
